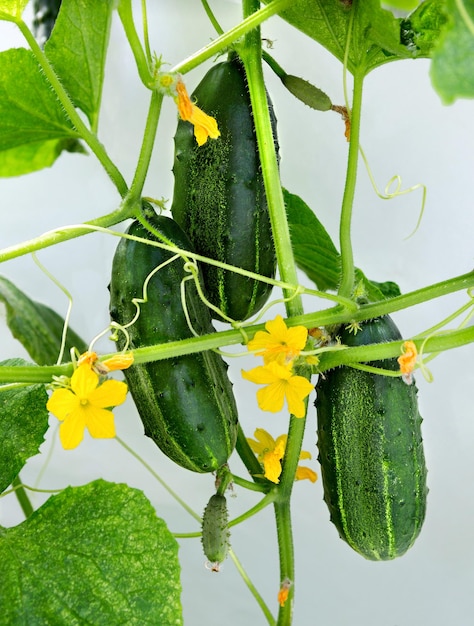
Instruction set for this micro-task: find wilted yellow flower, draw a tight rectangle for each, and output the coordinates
[175,79,220,146]
[398,340,417,384]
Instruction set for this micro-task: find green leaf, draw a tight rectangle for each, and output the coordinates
[0,275,87,365]
[0,47,78,175]
[44,0,115,128]
[0,359,49,494]
[0,0,28,20]
[285,190,401,300]
[0,138,86,177]
[284,189,340,291]
[430,0,474,103]
[399,0,449,58]
[263,0,413,74]
[0,480,183,625]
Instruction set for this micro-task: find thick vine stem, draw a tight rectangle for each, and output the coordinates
[16,20,128,197]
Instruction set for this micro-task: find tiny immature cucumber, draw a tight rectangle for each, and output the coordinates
[109,211,239,473]
[316,315,428,561]
[201,493,230,571]
[171,53,278,322]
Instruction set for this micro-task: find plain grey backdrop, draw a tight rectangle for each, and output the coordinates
[1,1,473,625]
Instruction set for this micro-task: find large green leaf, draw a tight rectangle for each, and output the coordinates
[44,0,115,128]
[0,276,87,365]
[430,0,474,103]
[263,0,414,74]
[0,359,49,494]
[0,47,78,176]
[284,189,401,300]
[0,138,85,177]
[0,0,28,20]
[0,480,183,625]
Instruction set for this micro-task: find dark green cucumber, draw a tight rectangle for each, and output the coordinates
[171,55,277,322]
[109,213,238,473]
[316,316,427,560]
[33,0,62,47]
[201,493,230,569]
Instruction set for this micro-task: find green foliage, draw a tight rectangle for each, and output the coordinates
[262,0,414,74]
[44,0,115,128]
[0,48,78,176]
[0,0,28,20]
[0,480,183,625]
[0,276,87,365]
[431,0,474,103]
[0,359,49,494]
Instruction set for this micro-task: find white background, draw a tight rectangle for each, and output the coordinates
[1,1,473,625]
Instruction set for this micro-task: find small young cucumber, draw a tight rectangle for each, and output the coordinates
[201,494,230,570]
[171,55,277,322]
[109,212,239,473]
[316,316,428,560]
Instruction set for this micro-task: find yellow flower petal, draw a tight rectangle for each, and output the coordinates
[101,353,134,372]
[295,466,318,483]
[284,375,313,418]
[256,380,286,413]
[85,405,116,439]
[299,450,312,461]
[247,428,276,456]
[262,451,283,483]
[70,364,100,399]
[247,315,308,364]
[59,412,86,450]
[88,379,128,410]
[46,388,79,421]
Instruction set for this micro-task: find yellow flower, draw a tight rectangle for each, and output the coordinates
[47,364,128,450]
[398,340,417,384]
[247,428,317,484]
[242,361,313,418]
[78,351,134,375]
[247,315,308,365]
[175,79,220,146]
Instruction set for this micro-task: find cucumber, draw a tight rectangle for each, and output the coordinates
[109,212,239,473]
[171,55,277,322]
[201,493,230,570]
[315,316,427,560]
[33,0,62,47]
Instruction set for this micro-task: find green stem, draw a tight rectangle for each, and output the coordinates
[239,16,302,318]
[0,203,137,263]
[338,68,364,299]
[170,0,293,75]
[274,501,294,625]
[17,20,128,197]
[228,491,277,528]
[12,475,34,519]
[229,548,277,626]
[128,90,164,205]
[1,273,473,384]
[200,0,224,34]
[118,0,153,87]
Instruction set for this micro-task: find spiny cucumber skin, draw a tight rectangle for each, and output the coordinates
[316,316,428,561]
[109,214,239,473]
[171,57,277,322]
[201,494,230,566]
